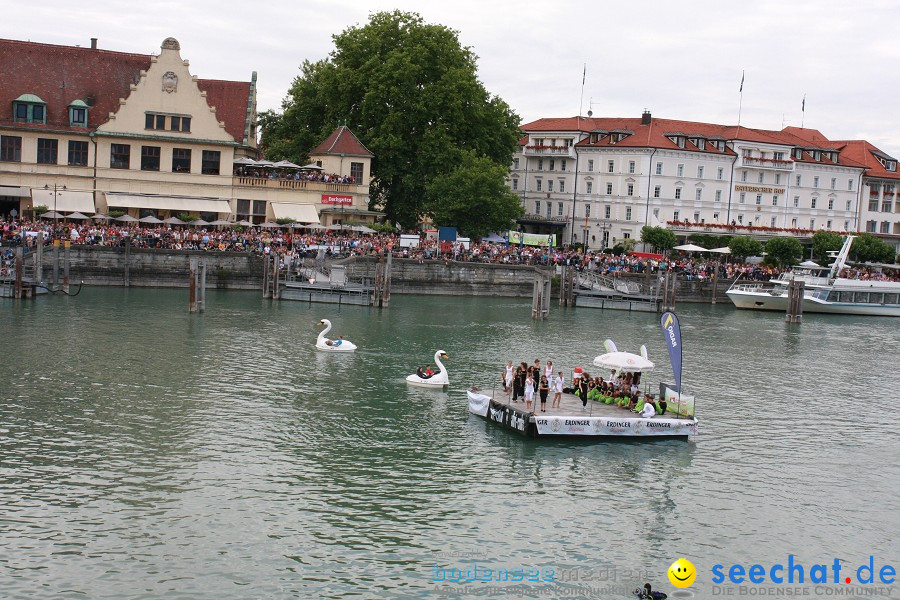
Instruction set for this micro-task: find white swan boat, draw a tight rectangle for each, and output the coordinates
[315,319,357,352]
[406,350,449,387]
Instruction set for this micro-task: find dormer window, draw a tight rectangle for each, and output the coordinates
[13,94,46,124]
[68,100,88,127]
[677,136,685,148]
[813,150,821,161]
[794,148,803,160]
[886,160,897,172]
[697,139,705,150]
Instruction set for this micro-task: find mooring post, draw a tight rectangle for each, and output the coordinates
[189,256,198,312]
[532,272,550,319]
[262,253,270,299]
[199,259,207,312]
[63,240,70,293]
[35,233,43,285]
[373,255,384,307]
[383,250,392,307]
[710,259,718,305]
[14,247,23,299]
[785,279,804,323]
[123,234,131,288]
[52,238,60,291]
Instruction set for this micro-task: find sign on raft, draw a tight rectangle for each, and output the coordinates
[321,194,353,205]
[534,416,697,436]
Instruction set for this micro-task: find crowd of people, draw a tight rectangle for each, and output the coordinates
[233,167,357,185]
[502,358,666,418]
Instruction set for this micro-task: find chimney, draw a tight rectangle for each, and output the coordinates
[90,38,98,50]
[641,109,651,125]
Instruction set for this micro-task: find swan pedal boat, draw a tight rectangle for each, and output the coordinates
[315,319,357,352]
[406,350,449,387]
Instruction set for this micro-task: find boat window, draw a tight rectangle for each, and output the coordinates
[885,294,898,305]
[853,292,870,304]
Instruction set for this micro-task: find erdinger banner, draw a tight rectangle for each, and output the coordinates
[534,416,697,436]
[660,311,683,394]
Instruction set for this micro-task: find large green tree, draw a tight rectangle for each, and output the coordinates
[260,11,521,228]
[641,226,676,252]
[811,230,842,261]
[426,153,523,238]
[850,233,895,263]
[728,236,764,261]
[765,236,804,268]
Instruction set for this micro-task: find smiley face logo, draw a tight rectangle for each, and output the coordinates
[668,558,696,588]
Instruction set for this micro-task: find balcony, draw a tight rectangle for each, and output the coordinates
[741,156,795,171]
[232,176,364,194]
[523,145,575,158]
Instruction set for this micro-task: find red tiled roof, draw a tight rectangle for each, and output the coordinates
[311,125,373,157]
[832,139,900,180]
[0,38,252,144]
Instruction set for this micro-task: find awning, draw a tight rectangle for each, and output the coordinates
[0,186,31,198]
[105,193,231,214]
[270,202,320,224]
[31,189,95,213]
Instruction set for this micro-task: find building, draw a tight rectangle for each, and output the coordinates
[509,111,899,253]
[0,37,376,226]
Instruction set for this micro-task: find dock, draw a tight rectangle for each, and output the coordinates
[467,389,698,439]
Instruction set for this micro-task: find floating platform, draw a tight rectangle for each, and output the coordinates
[574,294,660,312]
[467,389,697,440]
[280,280,371,305]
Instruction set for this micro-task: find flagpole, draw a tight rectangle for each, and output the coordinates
[737,70,745,126]
[801,94,806,128]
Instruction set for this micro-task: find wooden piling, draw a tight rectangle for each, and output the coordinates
[63,240,70,293]
[559,266,575,306]
[785,279,804,323]
[262,253,271,299]
[14,247,23,299]
[532,272,551,319]
[199,259,207,312]
[189,256,198,312]
[52,238,60,291]
[123,235,131,288]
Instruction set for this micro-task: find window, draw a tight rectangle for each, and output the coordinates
[549,159,555,171]
[169,116,191,132]
[628,160,635,174]
[656,162,663,175]
[882,201,892,213]
[694,211,701,222]
[697,166,704,178]
[775,174,781,185]
[513,158,520,170]
[585,181,592,194]
[585,203,591,218]
[677,164,684,177]
[794,196,800,208]
[848,179,854,191]
[866,221,877,232]
[811,197,817,209]
[561,159,567,171]
[536,179,542,192]
[69,105,88,127]
[535,200,541,214]
[110,144,130,169]
[774,152,784,160]
[717,167,724,180]
[202,150,220,175]
[535,138,543,146]
[738,214,743,224]
[546,203,551,217]
[68,140,88,166]
[869,199,878,212]
[741,170,747,182]
[813,176,819,188]
[627,183,634,196]
[623,232,631,239]
[844,220,849,231]
[511,179,518,191]
[350,162,363,182]
[715,190,722,202]
[608,160,614,173]
[1,136,22,162]
[141,146,160,171]
[625,207,632,220]
[792,218,798,228]
[13,98,46,123]
[654,186,661,198]
[587,159,594,172]
[145,113,166,130]
[606,183,613,195]
[675,188,682,200]
[846,200,852,211]
[36,138,58,164]
[773,195,778,206]
[756,194,762,205]
[558,179,565,193]
[827,220,832,229]
[796,175,802,186]
[810,219,816,229]
[742,148,752,157]
[537,159,543,171]
[557,203,563,216]
[828,198,834,210]
[673,210,679,221]
[547,180,554,192]
[771,217,777,228]
[831,178,836,190]
[172,148,191,173]
[604,205,611,219]
[695,189,702,201]
[758,172,764,184]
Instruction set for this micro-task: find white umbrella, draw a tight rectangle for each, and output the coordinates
[40,211,65,220]
[798,260,822,268]
[208,219,232,226]
[236,219,253,227]
[258,221,281,228]
[324,224,344,231]
[301,163,324,171]
[709,247,732,254]
[139,215,163,224]
[673,243,709,252]
[592,351,655,373]
[232,157,258,165]
[272,159,303,169]
[114,214,138,222]
[92,213,111,220]
[66,212,91,220]
[164,216,186,225]
[190,219,210,227]
[254,160,276,167]
[356,225,376,234]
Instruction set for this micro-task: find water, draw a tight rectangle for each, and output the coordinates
[1,289,898,599]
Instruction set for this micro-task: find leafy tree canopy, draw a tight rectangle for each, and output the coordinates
[641,226,676,252]
[850,233,895,263]
[260,10,521,228]
[426,153,523,238]
[727,236,764,260]
[765,236,804,268]
[810,230,842,261]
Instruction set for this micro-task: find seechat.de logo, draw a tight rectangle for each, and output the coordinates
[668,558,697,588]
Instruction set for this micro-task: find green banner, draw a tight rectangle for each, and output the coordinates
[507,231,556,247]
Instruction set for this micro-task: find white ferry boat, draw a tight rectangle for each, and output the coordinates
[726,235,900,317]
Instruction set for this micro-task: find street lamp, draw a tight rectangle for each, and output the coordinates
[43,183,66,240]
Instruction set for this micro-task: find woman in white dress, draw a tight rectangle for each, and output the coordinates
[503,360,514,394]
[524,372,535,410]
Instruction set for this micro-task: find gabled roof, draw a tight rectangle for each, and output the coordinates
[311,125,373,157]
[832,139,900,181]
[0,38,252,144]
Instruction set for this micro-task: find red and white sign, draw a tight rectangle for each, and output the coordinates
[321,194,353,205]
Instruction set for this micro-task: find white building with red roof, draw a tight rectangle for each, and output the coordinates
[508,110,900,250]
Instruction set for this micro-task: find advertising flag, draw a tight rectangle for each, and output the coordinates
[660,311,683,394]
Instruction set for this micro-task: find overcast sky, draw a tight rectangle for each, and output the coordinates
[11,0,900,155]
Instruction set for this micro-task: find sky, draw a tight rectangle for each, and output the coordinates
[9,0,900,155]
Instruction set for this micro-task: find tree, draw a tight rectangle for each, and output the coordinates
[849,233,895,263]
[811,230,842,261]
[426,153,523,238]
[765,236,804,268]
[641,226,676,252]
[727,236,763,261]
[260,10,521,228]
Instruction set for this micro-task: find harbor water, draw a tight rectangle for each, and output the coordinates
[1,289,898,599]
